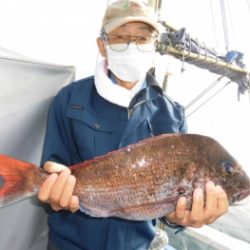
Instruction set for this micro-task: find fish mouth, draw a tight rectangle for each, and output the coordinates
[232,189,250,203]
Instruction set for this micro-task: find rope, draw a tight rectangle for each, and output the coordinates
[247,0,250,13]
[225,0,237,50]
[186,80,232,118]
[246,0,250,26]
[185,76,224,110]
[220,0,230,52]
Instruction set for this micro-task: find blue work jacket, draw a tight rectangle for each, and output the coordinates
[41,73,187,250]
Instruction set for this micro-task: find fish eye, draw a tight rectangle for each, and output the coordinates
[222,161,234,174]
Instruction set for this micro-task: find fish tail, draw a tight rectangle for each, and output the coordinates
[0,155,41,207]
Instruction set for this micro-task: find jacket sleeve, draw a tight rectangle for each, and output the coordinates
[151,95,188,135]
[40,86,75,167]
[166,96,188,133]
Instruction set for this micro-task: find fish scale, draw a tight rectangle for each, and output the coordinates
[0,133,250,220]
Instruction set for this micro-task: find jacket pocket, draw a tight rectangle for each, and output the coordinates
[66,107,115,160]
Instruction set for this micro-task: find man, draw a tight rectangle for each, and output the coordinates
[38,1,228,249]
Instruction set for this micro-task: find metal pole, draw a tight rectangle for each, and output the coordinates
[148,0,157,10]
[148,0,162,13]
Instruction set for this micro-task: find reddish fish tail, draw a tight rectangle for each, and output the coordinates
[0,155,41,207]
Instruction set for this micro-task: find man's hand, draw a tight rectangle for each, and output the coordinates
[166,181,229,228]
[38,161,80,213]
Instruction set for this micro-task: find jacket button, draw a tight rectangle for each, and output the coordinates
[95,123,100,129]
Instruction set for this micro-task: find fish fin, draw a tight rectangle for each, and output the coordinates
[0,155,38,207]
[79,203,110,218]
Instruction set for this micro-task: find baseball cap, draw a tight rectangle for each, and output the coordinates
[102,0,160,34]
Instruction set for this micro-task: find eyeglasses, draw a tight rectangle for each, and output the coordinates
[101,33,158,52]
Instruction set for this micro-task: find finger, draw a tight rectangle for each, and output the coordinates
[38,173,58,202]
[51,202,63,211]
[174,196,187,221]
[190,188,204,224]
[205,181,216,209]
[205,186,228,224]
[49,168,71,204]
[59,175,76,208]
[204,181,217,220]
[43,161,68,173]
[216,185,229,215]
[69,195,80,213]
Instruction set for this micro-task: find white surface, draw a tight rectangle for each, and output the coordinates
[191,225,250,250]
[0,49,75,250]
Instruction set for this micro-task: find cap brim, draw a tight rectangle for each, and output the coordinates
[104,16,160,33]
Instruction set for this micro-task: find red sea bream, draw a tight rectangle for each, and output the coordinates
[0,134,249,220]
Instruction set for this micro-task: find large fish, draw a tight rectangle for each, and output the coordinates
[0,134,249,220]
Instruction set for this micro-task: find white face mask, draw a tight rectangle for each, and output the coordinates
[106,43,156,82]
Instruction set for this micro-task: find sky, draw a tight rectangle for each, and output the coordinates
[0,0,249,176]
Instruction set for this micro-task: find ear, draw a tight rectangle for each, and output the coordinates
[96,38,107,57]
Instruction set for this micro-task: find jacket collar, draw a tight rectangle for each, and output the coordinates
[68,71,163,114]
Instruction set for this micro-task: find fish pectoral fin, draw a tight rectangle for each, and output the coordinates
[79,203,110,218]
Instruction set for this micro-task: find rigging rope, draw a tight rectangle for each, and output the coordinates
[186,80,232,118]
[246,0,250,29]
[225,0,237,50]
[220,0,230,52]
[247,0,250,13]
[185,76,224,110]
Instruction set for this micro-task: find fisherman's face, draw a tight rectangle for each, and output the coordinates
[97,22,157,57]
